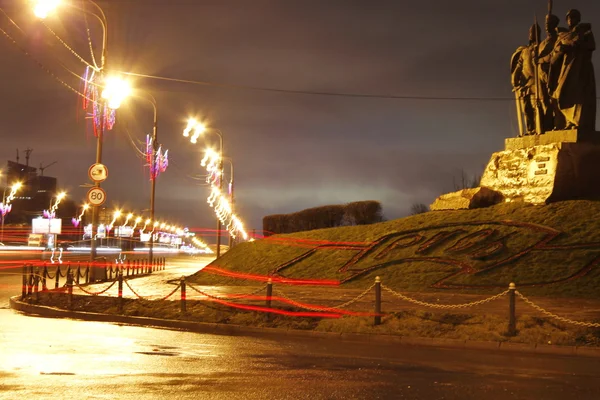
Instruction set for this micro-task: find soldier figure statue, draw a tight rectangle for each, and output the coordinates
[511,24,542,136]
[537,14,567,131]
[550,9,596,131]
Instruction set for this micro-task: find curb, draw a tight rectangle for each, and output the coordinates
[9,296,600,358]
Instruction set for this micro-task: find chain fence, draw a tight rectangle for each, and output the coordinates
[123,279,181,301]
[274,283,376,312]
[381,284,510,310]
[516,291,600,328]
[74,280,117,296]
[17,263,600,332]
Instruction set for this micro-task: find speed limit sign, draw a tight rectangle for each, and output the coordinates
[87,187,107,206]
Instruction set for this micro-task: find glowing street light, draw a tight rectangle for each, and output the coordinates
[185,118,225,257]
[183,119,206,144]
[48,191,67,216]
[123,213,133,226]
[132,216,142,230]
[101,76,131,109]
[141,218,151,233]
[32,0,61,19]
[1,182,23,243]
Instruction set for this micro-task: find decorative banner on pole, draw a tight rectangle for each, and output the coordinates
[82,67,116,136]
[146,134,169,180]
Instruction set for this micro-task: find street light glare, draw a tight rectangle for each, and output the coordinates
[57,191,67,200]
[184,119,206,144]
[183,119,197,137]
[33,0,61,19]
[101,76,131,109]
[12,182,23,190]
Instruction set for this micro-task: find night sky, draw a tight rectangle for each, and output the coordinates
[0,0,598,238]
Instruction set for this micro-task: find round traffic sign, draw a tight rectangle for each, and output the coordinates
[88,163,108,183]
[87,187,107,206]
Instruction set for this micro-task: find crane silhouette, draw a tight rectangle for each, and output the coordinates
[39,161,58,176]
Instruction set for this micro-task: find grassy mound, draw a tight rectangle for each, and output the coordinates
[190,200,600,299]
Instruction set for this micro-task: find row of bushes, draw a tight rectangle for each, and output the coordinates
[263,201,383,235]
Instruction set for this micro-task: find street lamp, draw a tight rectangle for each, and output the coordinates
[223,157,235,249]
[1,182,23,244]
[32,0,61,19]
[135,93,160,264]
[46,191,67,248]
[184,119,225,257]
[88,74,130,264]
[33,0,118,275]
[33,0,108,70]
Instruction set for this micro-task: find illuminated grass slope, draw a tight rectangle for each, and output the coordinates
[188,200,600,298]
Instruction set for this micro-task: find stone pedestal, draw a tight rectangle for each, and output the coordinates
[430,187,503,211]
[480,130,600,204]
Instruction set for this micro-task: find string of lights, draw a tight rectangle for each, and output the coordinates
[200,149,249,241]
[0,26,94,104]
[82,7,100,70]
[42,20,97,70]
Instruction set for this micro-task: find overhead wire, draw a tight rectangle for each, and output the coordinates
[0,6,98,99]
[0,25,94,104]
[120,71,517,102]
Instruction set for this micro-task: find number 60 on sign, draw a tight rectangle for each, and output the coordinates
[87,187,107,206]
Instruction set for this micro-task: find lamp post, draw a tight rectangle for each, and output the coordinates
[184,119,224,257]
[31,0,122,272]
[214,130,224,258]
[1,182,22,244]
[223,157,234,249]
[47,191,67,249]
[142,94,159,264]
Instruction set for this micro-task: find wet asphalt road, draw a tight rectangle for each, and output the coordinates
[2,256,600,399]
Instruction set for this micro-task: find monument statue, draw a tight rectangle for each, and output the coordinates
[511,23,542,136]
[550,9,596,131]
[537,14,566,131]
[431,2,599,211]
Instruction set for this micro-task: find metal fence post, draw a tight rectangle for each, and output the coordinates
[75,263,80,285]
[507,282,517,336]
[34,267,40,302]
[42,265,48,291]
[85,264,90,284]
[118,270,124,313]
[21,264,27,300]
[67,271,73,310]
[266,278,273,309]
[180,276,186,313]
[265,278,273,321]
[28,264,34,295]
[374,276,382,326]
[55,265,60,289]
